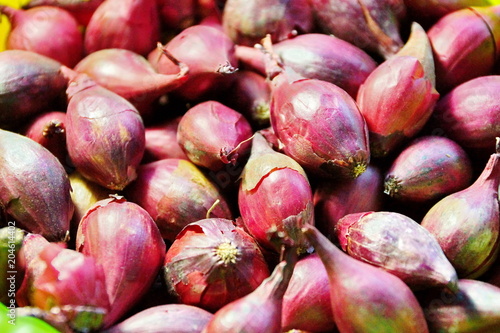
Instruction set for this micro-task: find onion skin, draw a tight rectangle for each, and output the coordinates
[177,100,253,171]
[313,165,383,240]
[0,129,73,242]
[158,0,196,31]
[428,6,500,92]
[163,218,270,312]
[143,116,189,163]
[64,69,145,191]
[303,225,429,333]
[75,196,166,328]
[84,0,160,56]
[420,279,500,332]
[356,56,439,158]
[238,133,314,252]
[430,75,500,150]
[222,0,313,46]
[104,304,213,333]
[420,141,500,279]
[270,73,370,179]
[309,0,406,58]
[282,253,335,332]
[0,50,66,130]
[124,158,233,241]
[336,211,459,291]
[148,24,238,101]
[384,136,473,203]
[24,0,105,26]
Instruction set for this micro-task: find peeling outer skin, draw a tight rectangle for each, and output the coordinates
[334,211,373,251]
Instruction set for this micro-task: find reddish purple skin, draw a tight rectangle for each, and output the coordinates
[158,0,196,31]
[76,197,166,328]
[177,100,253,171]
[384,136,473,202]
[143,117,188,163]
[24,0,105,26]
[431,75,500,150]
[282,253,335,332]
[1,5,84,68]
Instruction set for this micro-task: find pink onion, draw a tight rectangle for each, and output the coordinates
[143,116,189,162]
[24,0,105,26]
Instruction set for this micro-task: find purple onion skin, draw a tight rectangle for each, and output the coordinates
[0,50,66,130]
[221,0,313,46]
[124,158,233,241]
[75,196,166,328]
[430,76,500,150]
[0,5,84,68]
[158,0,196,31]
[177,100,253,171]
[24,0,105,26]
[336,211,459,291]
[271,33,377,99]
[384,136,473,203]
[404,0,495,23]
[420,279,500,333]
[428,6,500,93]
[163,218,270,312]
[148,25,238,102]
[303,225,430,333]
[309,0,406,58]
[0,129,73,242]
[270,75,370,179]
[143,116,189,163]
[420,143,500,279]
[84,0,160,56]
[282,253,336,332]
[64,70,145,191]
[104,304,213,333]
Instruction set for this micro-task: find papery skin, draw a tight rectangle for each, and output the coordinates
[105,304,213,333]
[0,129,73,242]
[177,100,253,171]
[282,253,335,332]
[84,0,160,56]
[238,133,314,251]
[64,70,145,191]
[384,136,473,202]
[158,0,196,31]
[124,158,233,241]
[421,279,500,333]
[24,0,105,26]
[164,218,270,312]
[430,75,500,150]
[271,75,370,179]
[0,5,84,68]
[0,50,66,130]
[314,165,383,240]
[420,146,500,279]
[148,25,237,101]
[404,0,496,21]
[309,0,406,58]
[303,225,430,333]
[222,0,313,46]
[336,211,459,290]
[143,116,189,162]
[76,196,166,328]
[428,6,500,92]
[356,56,439,157]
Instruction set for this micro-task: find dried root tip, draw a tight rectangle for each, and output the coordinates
[214,241,241,265]
[351,162,367,179]
[216,61,238,74]
[42,120,65,138]
[383,176,402,197]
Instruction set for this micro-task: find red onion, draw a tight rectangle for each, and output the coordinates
[63,68,145,191]
[0,129,73,242]
[201,249,297,333]
[148,24,238,101]
[238,133,314,252]
[313,165,383,240]
[303,225,429,333]
[177,100,253,171]
[384,136,473,202]
[282,253,335,332]
[420,138,500,279]
[124,158,233,241]
[105,304,213,333]
[76,195,166,328]
[404,0,495,23]
[24,0,105,26]
[0,50,66,130]
[143,116,189,163]
[74,47,189,118]
[163,218,270,311]
[158,0,196,31]
[84,0,160,56]
[0,5,83,67]
[221,0,313,46]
